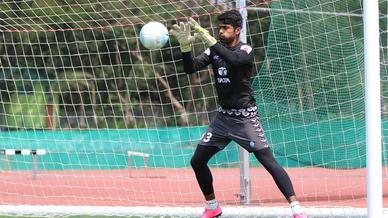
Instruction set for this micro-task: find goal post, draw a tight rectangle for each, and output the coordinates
[237,0,251,205]
[0,205,377,218]
[364,0,383,217]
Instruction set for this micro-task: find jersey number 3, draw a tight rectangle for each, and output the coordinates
[202,132,213,143]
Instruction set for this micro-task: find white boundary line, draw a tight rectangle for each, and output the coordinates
[0,205,386,217]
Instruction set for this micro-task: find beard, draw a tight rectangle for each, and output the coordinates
[219,36,232,44]
[219,35,236,45]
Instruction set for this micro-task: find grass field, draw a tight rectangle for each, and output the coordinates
[0,217,166,218]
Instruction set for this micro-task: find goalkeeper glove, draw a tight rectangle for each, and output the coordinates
[169,22,196,52]
[189,18,217,47]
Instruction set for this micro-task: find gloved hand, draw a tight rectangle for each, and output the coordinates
[189,18,217,47]
[169,22,196,52]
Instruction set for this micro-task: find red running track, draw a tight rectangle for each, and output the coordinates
[0,168,387,208]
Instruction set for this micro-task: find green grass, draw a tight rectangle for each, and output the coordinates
[0,216,172,218]
[0,217,122,218]
[0,216,171,218]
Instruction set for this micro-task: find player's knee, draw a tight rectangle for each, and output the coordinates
[253,148,280,171]
[191,144,219,171]
[190,154,204,170]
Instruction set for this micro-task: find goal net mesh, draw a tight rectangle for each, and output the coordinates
[0,0,386,217]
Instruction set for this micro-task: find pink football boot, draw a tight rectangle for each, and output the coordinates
[293,212,308,218]
[201,205,222,218]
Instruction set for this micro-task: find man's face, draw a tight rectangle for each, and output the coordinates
[218,23,240,44]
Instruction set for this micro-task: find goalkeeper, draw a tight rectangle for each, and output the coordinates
[169,10,308,218]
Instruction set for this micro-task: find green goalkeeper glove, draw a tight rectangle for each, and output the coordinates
[189,18,217,47]
[169,22,196,52]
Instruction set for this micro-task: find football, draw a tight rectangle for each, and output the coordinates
[139,21,169,50]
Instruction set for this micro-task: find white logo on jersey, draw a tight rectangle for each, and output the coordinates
[217,67,230,83]
[217,77,231,83]
[218,67,227,76]
[204,48,211,56]
[240,45,252,54]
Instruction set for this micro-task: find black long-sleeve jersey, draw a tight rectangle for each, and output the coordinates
[182,41,256,109]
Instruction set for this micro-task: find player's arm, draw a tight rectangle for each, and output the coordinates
[211,43,253,67]
[182,51,211,74]
[189,18,253,67]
